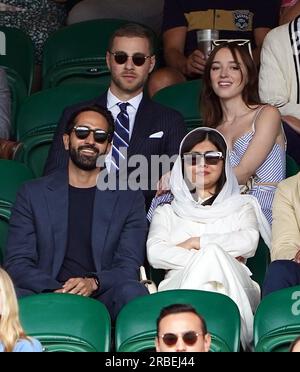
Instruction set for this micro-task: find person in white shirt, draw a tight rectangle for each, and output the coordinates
[147,127,271,350]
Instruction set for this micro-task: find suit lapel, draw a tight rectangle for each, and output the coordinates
[91,188,119,272]
[128,97,153,157]
[45,170,69,277]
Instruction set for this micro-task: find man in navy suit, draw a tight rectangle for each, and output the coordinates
[4,104,148,320]
[44,23,187,210]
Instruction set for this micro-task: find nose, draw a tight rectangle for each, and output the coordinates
[84,131,95,145]
[175,336,186,352]
[124,56,134,69]
[220,67,229,78]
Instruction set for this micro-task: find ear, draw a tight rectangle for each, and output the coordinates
[204,333,211,352]
[63,134,70,151]
[106,51,111,72]
[149,55,156,74]
[155,337,160,352]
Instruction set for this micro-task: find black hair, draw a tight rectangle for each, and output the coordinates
[108,23,155,55]
[156,304,208,336]
[65,104,115,142]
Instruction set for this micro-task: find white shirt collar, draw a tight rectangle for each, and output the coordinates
[107,89,143,111]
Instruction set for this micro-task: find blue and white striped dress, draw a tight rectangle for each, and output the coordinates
[229,130,286,224]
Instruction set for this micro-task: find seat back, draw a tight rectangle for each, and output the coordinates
[0,27,34,133]
[246,237,270,288]
[286,154,299,177]
[42,19,158,88]
[115,289,241,352]
[19,293,111,352]
[254,285,300,352]
[16,83,107,141]
[152,79,202,131]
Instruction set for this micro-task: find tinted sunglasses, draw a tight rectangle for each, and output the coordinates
[182,151,224,166]
[212,39,253,58]
[73,126,110,143]
[160,331,202,347]
[109,51,152,66]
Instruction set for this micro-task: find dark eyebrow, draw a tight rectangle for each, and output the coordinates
[212,60,240,65]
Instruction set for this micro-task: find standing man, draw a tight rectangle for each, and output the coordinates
[44,23,187,210]
[4,104,148,320]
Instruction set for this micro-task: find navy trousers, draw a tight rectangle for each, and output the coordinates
[263,260,300,297]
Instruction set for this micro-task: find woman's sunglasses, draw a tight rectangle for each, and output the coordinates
[182,151,224,166]
[109,51,152,66]
[212,39,253,58]
[73,126,110,143]
[160,331,202,347]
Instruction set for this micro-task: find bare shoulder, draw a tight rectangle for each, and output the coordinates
[258,104,281,121]
[255,105,281,131]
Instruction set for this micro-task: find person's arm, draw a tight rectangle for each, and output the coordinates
[259,29,300,118]
[200,203,260,259]
[0,68,11,139]
[282,115,300,134]
[98,191,148,294]
[163,28,206,77]
[233,105,282,185]
[4,184,61,293]
[280,1,300,24]
[271,179,300,260]
[147,207,197,270]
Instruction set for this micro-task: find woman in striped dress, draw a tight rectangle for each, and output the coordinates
[201,41,286,224]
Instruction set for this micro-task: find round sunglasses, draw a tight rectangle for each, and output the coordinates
[182,151,224,166]
[160,331,202,347]
[109,51,152,66]
[73,126,110,143]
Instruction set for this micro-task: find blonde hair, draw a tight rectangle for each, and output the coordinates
[0,268,28,352]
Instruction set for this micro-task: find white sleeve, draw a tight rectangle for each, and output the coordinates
[147,207,194,270]
[200,204,260,258]
[259,29,300,118]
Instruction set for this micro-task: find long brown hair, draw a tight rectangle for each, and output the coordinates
[201,42,261,128]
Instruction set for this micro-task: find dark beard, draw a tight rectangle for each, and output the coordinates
[69,145,99,171]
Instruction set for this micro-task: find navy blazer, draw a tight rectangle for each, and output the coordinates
[4,169,148,297]
[44,92,187,208]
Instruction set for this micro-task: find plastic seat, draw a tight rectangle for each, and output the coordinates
[152,79,202,131]
[115,289,241,352]
[0,26,34,134]
[42,19,158,88]
[16,82,107,141]
[254,285,300,352]
[19,293,111,352]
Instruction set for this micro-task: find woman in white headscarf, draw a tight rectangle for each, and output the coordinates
[147,127,271,350]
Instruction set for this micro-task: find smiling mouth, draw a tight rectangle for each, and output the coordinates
[79,148,98,156]
[218,82,232,87]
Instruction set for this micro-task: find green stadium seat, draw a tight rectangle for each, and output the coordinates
[115,289,241,352]
[254,286,300,352]
[152,79,202,131]
[0,26,34,134]
[286,154,299,177]
[19,293,111,352]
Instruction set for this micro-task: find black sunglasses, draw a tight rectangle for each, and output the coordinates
[182,151,224,166]
[160,331,202,347]
[109,51,152,66]
[73,126,110,143]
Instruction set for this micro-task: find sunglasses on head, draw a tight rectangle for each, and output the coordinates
[212,39,253,58]
[182,151,224,166]
[160,331,202,347]
[109,51,152,66]
[73,126,110,143]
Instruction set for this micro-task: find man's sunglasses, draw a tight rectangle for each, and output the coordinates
[109,51,152,66]
[212,39,253,58]
[182,151,224,166]
[160,331,202,347]
[73,126,111,143]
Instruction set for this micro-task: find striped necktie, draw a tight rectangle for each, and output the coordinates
[111,102,130,171]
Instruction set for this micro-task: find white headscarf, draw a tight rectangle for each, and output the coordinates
[170,127,271,248]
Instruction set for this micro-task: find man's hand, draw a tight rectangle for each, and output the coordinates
[156,171,171,196]
[294,247,300,264]
[185,50,206,77]
[177,237,200,250]
[54,277,98,297]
